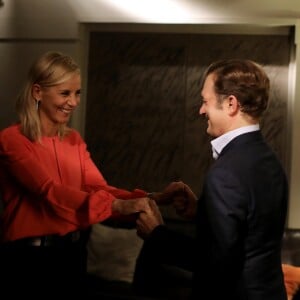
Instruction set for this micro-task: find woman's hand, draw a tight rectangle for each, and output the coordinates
[111,197,152,215]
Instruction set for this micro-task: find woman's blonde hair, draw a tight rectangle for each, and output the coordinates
[16,51,80,141]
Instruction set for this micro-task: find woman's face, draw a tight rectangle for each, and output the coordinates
[35,73,81,135]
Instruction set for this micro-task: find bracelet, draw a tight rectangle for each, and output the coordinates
[147,192,157,199]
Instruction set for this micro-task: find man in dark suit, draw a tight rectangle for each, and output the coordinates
[136,59,288,300]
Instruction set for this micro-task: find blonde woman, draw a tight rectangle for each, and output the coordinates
[0,51,170,297]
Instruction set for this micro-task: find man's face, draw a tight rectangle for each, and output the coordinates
[199,73,229,138]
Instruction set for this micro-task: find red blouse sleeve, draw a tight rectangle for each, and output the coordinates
[0,127,146,228]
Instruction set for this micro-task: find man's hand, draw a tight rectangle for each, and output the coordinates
[173,183,197,219]
[152,181,197,220]
[136,200,164,239]
[151,181,185,204]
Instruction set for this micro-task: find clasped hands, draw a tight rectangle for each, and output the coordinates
[113,181,197,239]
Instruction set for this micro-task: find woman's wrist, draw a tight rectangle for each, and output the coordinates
[147,192,163,202]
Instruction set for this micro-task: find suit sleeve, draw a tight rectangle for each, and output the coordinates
[200,166,248,292]
[141,225,196,271]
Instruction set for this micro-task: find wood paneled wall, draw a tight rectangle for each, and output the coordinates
[85,31,290,204]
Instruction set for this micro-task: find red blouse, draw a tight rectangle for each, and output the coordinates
[0,124,146,241]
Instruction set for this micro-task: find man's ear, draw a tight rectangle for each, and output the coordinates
[32,84,42,100]
[227,95,239,115]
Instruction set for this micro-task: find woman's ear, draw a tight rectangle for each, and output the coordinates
[32,84,42,100]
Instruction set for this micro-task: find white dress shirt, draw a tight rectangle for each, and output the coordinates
[211,124,260,160]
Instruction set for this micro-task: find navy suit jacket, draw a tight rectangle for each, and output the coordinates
[141,131,288,300]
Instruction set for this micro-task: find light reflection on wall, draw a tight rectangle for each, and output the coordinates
[99,0,218,23]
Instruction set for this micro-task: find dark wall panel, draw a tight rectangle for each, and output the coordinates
[85,31,290,199]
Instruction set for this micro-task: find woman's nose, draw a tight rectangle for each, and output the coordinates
[67,95,79,107]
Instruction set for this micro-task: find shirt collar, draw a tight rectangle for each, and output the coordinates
[211,124,260,159]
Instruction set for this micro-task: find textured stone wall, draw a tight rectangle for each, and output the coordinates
[85,31,290,201]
